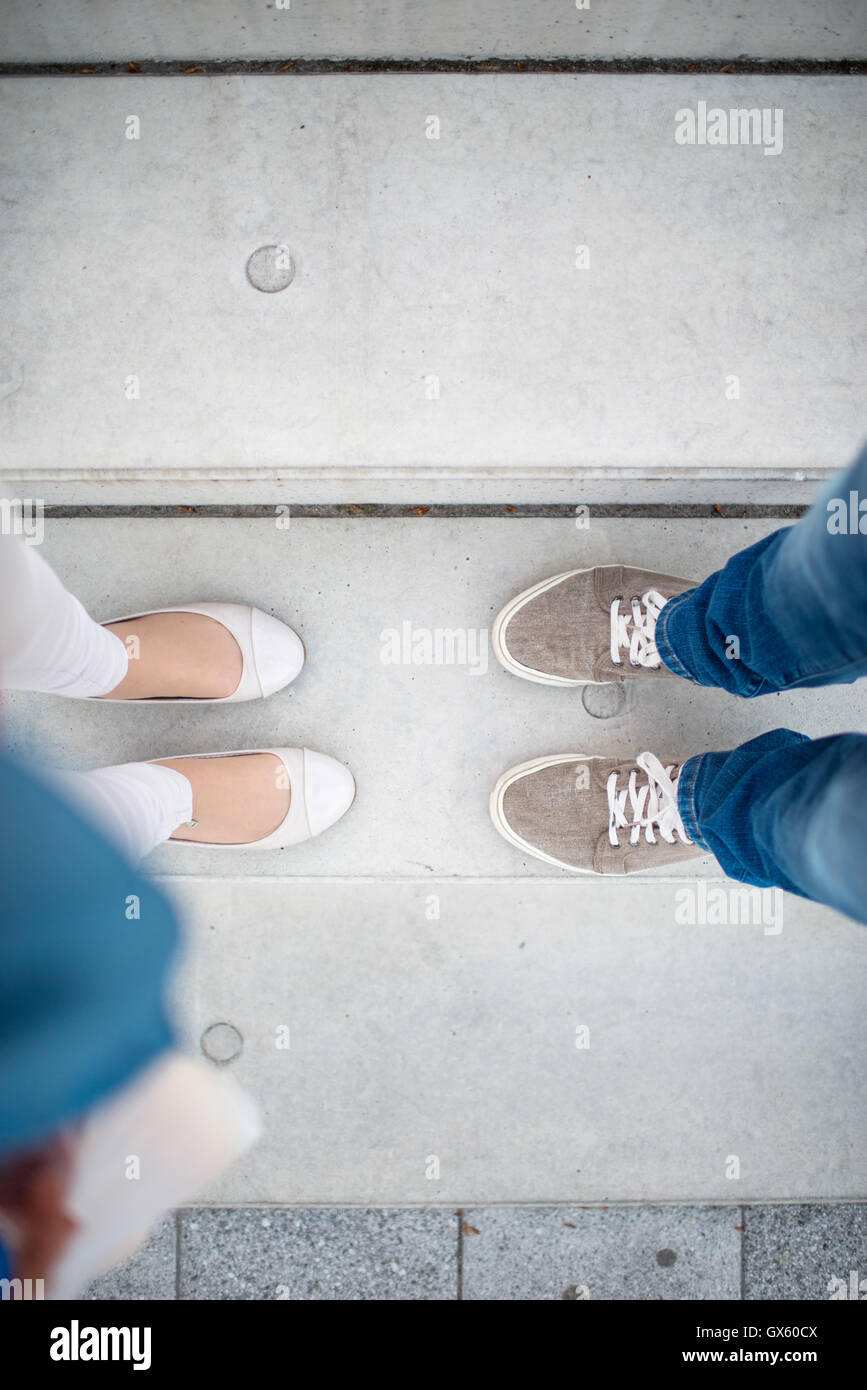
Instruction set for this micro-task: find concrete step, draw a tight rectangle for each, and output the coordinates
[4,513,866,1203]
[5,514,865,881]
[168,876,866,1204]
[3,1,864,64]
[0,75,864,502]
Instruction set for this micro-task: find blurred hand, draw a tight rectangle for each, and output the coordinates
[0,1133,79,1283]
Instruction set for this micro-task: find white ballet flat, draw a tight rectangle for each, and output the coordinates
[97,602,305,702]
[151,747,356,850]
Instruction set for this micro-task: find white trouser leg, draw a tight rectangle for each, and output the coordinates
[49,762,194,863]
[1,530,192,859]
[0,530,128,697]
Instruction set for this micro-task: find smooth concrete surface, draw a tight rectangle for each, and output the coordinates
[0,77,864,502]
[2,1,865,62]
[164,877,866,1204]
[4,516,866,1205]
[3,515,866,881]
[84,1204,867,1300]
[2,475,834,507]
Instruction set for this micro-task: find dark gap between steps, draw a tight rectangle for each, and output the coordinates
[1,58,864,77]
[43,504,810,519]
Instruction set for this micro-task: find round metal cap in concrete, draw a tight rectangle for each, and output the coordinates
[201,1022,243,1065]
[246,244,296,293]
[581,682,627,719]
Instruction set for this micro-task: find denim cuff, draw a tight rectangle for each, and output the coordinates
[677,752,713,852]
[655,590,699,683]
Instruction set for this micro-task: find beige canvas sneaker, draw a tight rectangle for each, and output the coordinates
[492,565,698,685]
[490,751,704,874]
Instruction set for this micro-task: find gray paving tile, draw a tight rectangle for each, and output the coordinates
[76,1202,867,1300]
[80,1214,177,1301]
[461,1205,742,1300]
[743,1204,867,1301]
[179,1207,458,1300]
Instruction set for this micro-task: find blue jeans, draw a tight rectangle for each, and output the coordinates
[655,439,867,924]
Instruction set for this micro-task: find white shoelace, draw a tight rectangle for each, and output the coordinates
[606,751,692,848]
[610,588,667,668]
